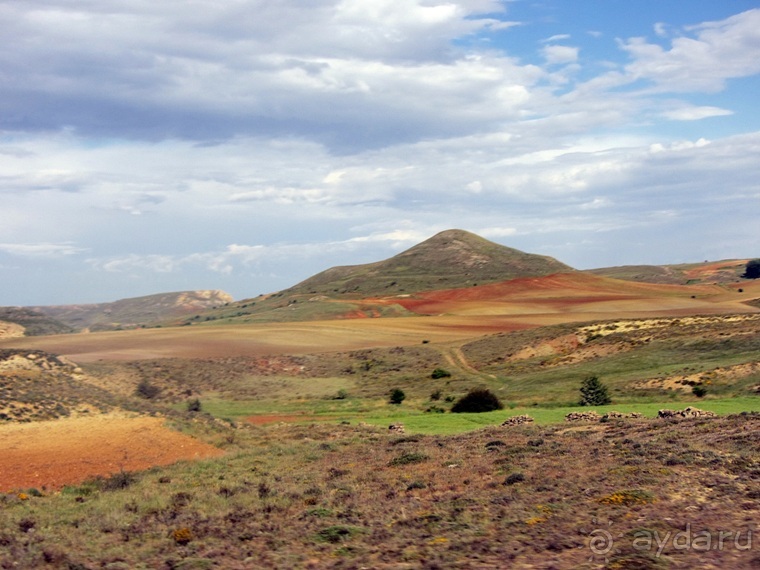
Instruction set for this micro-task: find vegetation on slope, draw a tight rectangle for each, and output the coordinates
[176,229,574,325]
[289,229,573,297]
[585,259,749,285]
[31,290,233,332]
[2,415,760,568]
[0,307,75,337]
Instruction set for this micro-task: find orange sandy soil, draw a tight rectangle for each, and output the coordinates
[1,273,757,362]
[392,272,742,315]
[0,414,224,492]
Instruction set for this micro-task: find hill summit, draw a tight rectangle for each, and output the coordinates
[289,229,573,297]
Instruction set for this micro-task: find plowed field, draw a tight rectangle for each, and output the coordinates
[0,414,224,492]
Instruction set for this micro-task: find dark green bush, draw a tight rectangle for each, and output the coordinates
[431,368,451,379]
[504,473,525,485]
[579,375,611,406]
[692,385,708,397]
[388,452,429,466]
[742,259,760,279]
[315,525,360,543]
[135,379,160,400]
[451,388,503,413]
[388,388,406,405]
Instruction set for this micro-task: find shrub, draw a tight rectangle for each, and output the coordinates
[599,489,653,506]
[186,398,202,412]
[431,368,451,379]
[430,389,442,401]
[171,527,194,545]
[692,385,708,398]
[504,473,525,485]
[388,388,406,405]
[451,388,503,413]
[742,259,760,279]
[334,389,348,400]
[315,525,360,543]
[135,379,160,400]
[98,470,137,491]
[579,375,611,406]
[388,451,429,466]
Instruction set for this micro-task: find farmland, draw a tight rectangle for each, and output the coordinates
[1,234,759,568]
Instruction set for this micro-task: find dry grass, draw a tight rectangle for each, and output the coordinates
[2,414,759,568]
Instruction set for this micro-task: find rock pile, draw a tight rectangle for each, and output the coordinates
[388,423,405,434]
[602,411,644,420]
[564,411,601,422]
[501,415,534,426]
[658,407,716,419]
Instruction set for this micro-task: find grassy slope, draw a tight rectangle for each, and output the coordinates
[0,307,74,337]
[586,259,750,285]
[1,308,760,568]
[33,290,233,331]
[173,229,574,324]
[3,415,760,569]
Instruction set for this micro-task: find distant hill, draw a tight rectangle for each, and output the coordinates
[30,290,234,332]
[585,259,749,285]
[0,307,75,337]
[178,229,575,324]
[289,229,574,297]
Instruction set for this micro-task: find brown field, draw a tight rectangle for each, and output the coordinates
[2,273,757,362]
[0,414,224,491]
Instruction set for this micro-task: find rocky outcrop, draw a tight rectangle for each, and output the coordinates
[658,407,716,419]
[603,411,644,420]
[501,415,535,426]
[565,411,602,422]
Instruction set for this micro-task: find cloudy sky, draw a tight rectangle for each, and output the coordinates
[2,0,760,305]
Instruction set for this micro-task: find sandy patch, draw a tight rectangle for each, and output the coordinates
[0,413,224,492]
[0,321,25,339]
[636,361,760,393]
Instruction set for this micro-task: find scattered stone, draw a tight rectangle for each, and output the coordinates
[388,423,405,434]
[564,411,601,422]
[602,411,644,420]
[501,415,534,426]
[658,407,716,419]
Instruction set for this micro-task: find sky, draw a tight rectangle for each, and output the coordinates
[2,0,760,305]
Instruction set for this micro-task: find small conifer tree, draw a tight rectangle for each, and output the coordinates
[389,388,406,405]
[579,375,611,406]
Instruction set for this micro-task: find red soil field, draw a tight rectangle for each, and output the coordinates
[0,414,224,492]
[1,273,757,362]
[391,272,755,316]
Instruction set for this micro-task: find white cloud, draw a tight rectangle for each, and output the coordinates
[1,4,760,304]
[542,45,579,65]
[621,9,760,92]
[662,105,733,121]
[542,34,571,43]
[480,227,517,238]
[0,242,88,258]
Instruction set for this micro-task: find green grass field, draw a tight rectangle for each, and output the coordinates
[198,395,760,434]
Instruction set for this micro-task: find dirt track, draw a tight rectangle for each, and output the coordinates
[0,414,224,492]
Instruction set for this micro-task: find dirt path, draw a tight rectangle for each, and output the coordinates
[0,414,224,492]
[440,346,496,379]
